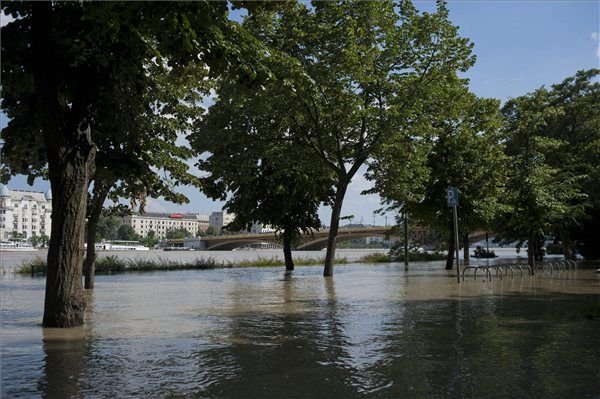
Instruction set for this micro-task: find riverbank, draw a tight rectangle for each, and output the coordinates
[12,250,459,275]
[15,255,355,275]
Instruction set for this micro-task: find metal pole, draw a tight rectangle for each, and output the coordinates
[404,209,409,268]
[453,205,460,283]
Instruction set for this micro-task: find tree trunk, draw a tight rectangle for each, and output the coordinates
[43,142,95,327]
[463,232,470,265]
[283,228,294,271]
[560,229,573,261]
[33,3,97,327]
[445,230,454,270]
[84,182,110,289]
[527,231,536,275]
[323,181,349,277]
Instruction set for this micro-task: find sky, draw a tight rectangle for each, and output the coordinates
[1,1,599,226]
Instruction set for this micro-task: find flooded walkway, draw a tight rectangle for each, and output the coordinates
[1,262,599,398]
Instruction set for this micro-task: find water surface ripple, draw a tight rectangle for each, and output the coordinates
[1,261,599,398]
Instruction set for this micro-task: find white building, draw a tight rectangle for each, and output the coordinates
[0,184,52,240]
[209,211,235,234]
[121,212,209,239]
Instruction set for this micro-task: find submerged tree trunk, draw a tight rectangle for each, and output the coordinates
[324,181,349,277]
[43,137,95,327]
[282,228,294,271]
[84,182,110,290]
[445,230,454,270]
[463,232,470,265]
[33,3,97,327]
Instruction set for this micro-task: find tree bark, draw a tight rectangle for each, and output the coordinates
[84,182,110,290]
[445,229,454,270]
[33,3,97,327]
[560,229,574,261]
[323,181,348,276]
[463,232,470,265]
[43,140,95,327]
[282,228,294,271]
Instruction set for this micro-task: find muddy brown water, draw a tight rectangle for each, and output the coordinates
[1,256,599,398]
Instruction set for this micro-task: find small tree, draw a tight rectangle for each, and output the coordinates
[140,230,158,249]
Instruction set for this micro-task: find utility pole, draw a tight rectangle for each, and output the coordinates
[447,187,460,283]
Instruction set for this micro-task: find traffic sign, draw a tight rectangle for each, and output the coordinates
[447,187,458,207]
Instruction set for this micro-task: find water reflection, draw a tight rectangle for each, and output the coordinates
[1,263,599,398]
[39,328,86,399]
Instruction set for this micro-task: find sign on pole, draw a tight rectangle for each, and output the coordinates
[447,187,458,207]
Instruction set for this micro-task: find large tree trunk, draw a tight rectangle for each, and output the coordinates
[463,232,470,265]
[323,181,348,277]
[527,231,536,275]
[282,228,294,271]
[560,229,574,261]
[445,230,454,270]
[43,140,95,327]
[84,182,110,290]
[33,3,97,327]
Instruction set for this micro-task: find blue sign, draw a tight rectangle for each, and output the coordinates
[447,187,458,207]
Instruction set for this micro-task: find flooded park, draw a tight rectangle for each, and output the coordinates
[1,250,599,398]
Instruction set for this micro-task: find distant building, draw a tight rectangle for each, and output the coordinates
[121,212,209,239]
[0,184,53,240]
[209,211,235,234]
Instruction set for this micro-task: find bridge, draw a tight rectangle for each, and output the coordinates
[166,227,489,251]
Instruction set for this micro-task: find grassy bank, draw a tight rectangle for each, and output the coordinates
[15,251,455,276]
[16,254,360,275]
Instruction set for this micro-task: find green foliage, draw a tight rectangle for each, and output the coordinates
[388,249,448,262]
[96,215,121,241]
[494,69,599,257]
[116,224,139,241]
[203,226,217,236]
[17,254,353,274]
[165,228,191,240]
[29,235,49,248]
[194,1,476,273]
[368,79,505,238]
[140,230,159,249]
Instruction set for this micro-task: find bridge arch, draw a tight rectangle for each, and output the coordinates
[296,233,389,250]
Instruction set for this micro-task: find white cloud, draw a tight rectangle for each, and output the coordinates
[145,198,168,213]
[591,32,599,41]
[1,11,15,27]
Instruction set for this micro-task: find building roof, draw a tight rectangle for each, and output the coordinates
[1,186,49,203]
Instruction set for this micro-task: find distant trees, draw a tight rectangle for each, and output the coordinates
[140,231,159,249]
[165,228,192,240]
[117,225,139,242]
[96,215,121,242]
[495,69,599,264]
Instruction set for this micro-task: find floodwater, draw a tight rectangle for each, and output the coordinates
[1,257,599,398]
